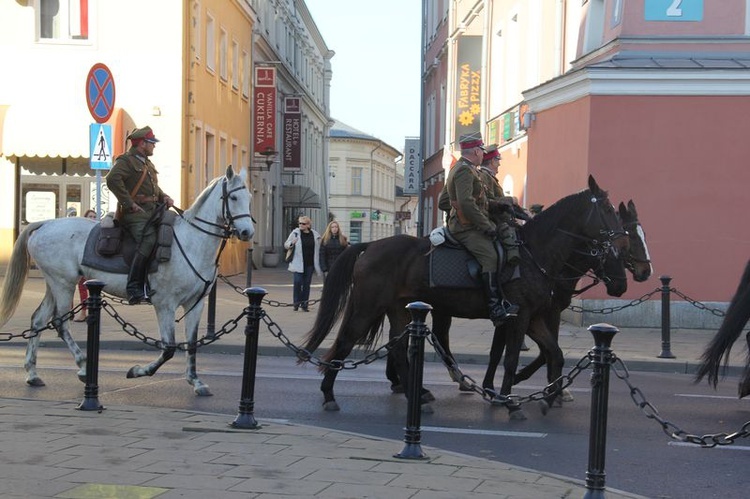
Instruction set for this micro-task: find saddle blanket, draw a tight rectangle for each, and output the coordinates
[428,243,520,289]
[81,225,158,275]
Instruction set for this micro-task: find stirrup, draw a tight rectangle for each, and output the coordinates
[501,300,519,317]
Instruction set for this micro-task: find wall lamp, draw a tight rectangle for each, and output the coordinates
[250,147,277,171]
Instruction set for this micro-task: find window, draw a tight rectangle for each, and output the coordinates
[219,29,228,81]
[231,40,239,89]
[219,135,227,170]
[231,141,238,169]
[350,221,362,244]
[241,50,250,98]
[193,1,201,61]
[38,0,89,41]
[206,14,215,71]
[351,167,362,195]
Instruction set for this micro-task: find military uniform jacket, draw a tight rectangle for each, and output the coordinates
[106,149,168,212]
[444,157,494,234]
[478,167,515,218]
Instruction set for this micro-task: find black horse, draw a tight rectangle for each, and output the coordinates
[507,199,653,391]
[695,259,750,398]
[301,176,627,418]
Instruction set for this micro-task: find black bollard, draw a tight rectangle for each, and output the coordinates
[77,280,106,412]
[394,301,432,460]
[230,287,266,429]
[583,323,619,499]
[206,281,217,338]
[658,275,675,359]
[246,247,254,288]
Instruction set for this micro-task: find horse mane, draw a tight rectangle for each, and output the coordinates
[523,187,600,238]
[182,175,223,220]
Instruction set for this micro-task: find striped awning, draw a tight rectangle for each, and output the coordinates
[282,185,321,209]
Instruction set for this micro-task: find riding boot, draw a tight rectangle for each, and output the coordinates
[126,253,149,305]
[482,272,519,327]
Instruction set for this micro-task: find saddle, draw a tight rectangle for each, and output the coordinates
[81,211,177,274]
[428,229,520,289]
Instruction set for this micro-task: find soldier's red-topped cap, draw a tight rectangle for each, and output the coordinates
[483,144,500,162]
[127,126,159,144]
[458,132,484,150]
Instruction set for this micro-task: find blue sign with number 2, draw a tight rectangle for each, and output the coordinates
[645,0,703,21]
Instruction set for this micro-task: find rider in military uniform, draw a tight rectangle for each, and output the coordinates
[106,126,174,304]
[440,132,518,327]
[477,144,521,265]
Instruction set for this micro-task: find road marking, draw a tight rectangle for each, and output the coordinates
[668,442,750,451]
[422,426,547,438]
[675,393,739,400]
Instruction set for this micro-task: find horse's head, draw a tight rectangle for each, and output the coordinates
[582,175,629,254]
[618,200,652,282]
[220,165,254,241]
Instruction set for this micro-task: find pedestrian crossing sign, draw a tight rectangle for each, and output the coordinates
[89,123,113,170]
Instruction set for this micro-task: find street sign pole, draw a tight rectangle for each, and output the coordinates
[86,63,116,217]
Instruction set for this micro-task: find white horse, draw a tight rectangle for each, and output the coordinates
[0,165,254,395]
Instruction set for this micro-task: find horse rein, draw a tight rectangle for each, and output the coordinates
[169,177,252,322]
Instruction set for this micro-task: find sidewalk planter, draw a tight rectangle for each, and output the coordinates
[262,250,280,268]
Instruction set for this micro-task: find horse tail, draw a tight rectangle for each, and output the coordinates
[300,242,370,357]
[695,259,750,388]
[0,222,43,328]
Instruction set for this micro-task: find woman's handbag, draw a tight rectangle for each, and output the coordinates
[285,245,295,263]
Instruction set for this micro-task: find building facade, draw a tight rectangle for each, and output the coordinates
[420,0,750,320]
[328,121,402,243]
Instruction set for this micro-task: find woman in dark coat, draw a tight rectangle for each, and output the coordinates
[319,220,349,275]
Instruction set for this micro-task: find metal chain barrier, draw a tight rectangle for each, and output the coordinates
[260,310,409,371]
[568,286,726,317]
[427,332,592,406]
[612,356,749,447]
[569,288,660,314]
[669,288,727,317]
[0,303,85,342]
[100,300,248,351]
[217,273,320,308]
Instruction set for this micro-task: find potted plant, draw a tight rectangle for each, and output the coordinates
[262,247,280,268]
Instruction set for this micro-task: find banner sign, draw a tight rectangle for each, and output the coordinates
[283,97,301,171]
[254,67,276,153]
[403,138,420,195]
[454,35,482,143]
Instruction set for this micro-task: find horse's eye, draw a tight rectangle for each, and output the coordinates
[230,195,237,201]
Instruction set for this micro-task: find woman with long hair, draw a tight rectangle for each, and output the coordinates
[320,220,349,275]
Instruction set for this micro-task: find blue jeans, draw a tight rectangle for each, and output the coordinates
[293,266,314,309]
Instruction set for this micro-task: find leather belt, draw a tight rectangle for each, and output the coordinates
[134,194,159,202]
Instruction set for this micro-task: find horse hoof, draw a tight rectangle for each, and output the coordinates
[539,400,551,415]
[194,385,213,397]
[421,403,434,414]
[390,384,405,394]
[509,408,527,421]
[458,382,473,392]
[77,371,86,383]
[26,377,45,387]
[561,389,574,403]
[420,391,436,404]
[126,366,140,379]
[323,401,340,412]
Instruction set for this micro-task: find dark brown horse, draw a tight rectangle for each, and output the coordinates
[695,259,750,398]
[508,199,653,389]
[302,176,627,418]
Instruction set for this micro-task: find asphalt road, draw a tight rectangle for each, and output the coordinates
[0,345,747,499]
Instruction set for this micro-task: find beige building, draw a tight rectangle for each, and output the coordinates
[328,121,401,243]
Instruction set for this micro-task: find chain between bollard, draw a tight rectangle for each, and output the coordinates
[611,356,750,447]
[0,303,85,342]
[101,301,248,351]
[260,311,408,370]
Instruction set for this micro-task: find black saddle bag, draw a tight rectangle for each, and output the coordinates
[96,226,123,256]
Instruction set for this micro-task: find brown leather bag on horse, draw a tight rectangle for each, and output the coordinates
[99,164,149,256]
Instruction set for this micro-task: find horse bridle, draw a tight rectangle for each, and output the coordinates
[621,220,652,272]
[170,177,252,321]
[176,178,252,239]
